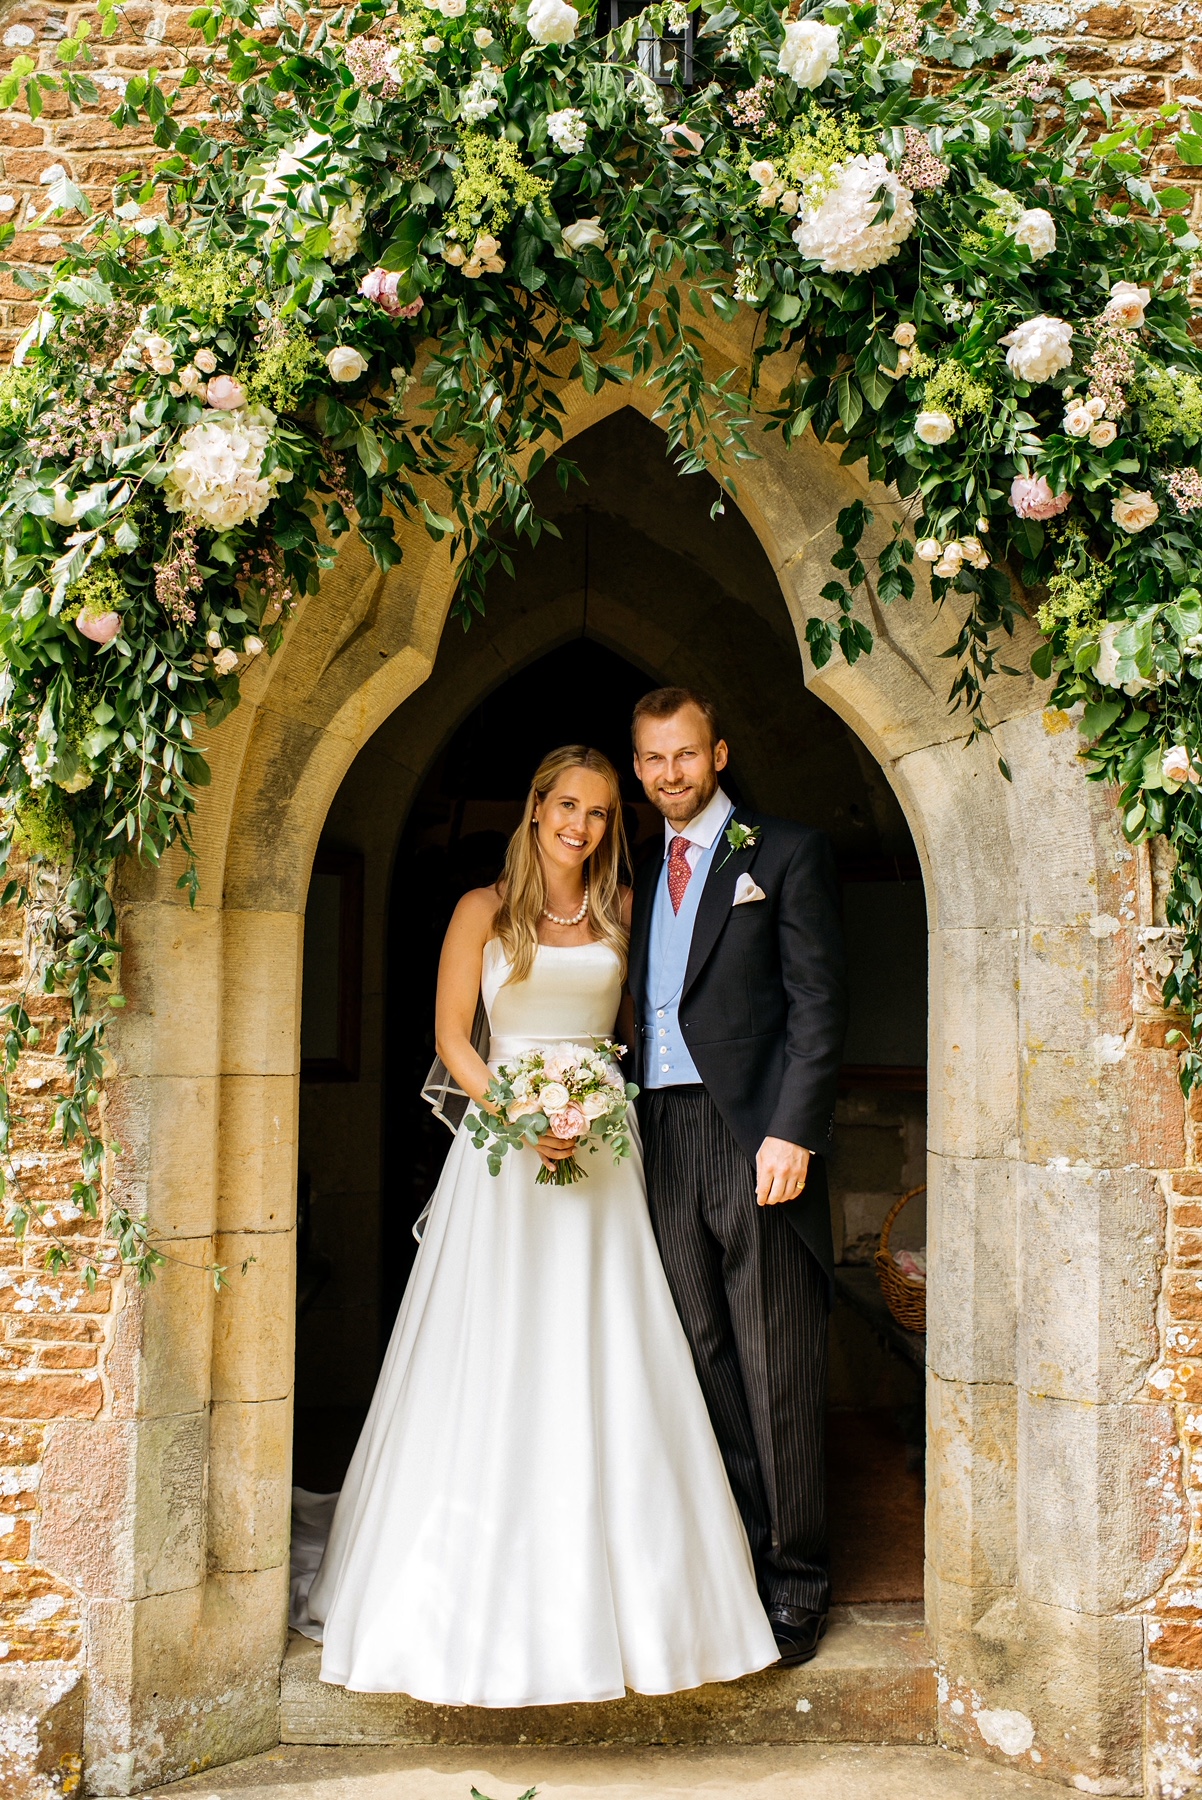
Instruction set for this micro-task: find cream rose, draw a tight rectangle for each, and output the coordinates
[562,218,607,252]
[539,1081,570,1113]
[527,0,579,44]
[778,17,840,88]
[1164,745,1200,786]
[194,347,218,374]
[206,374,247,411]
[892,321,917,347]
[1089,419,1117,448]
[1009,207,1056,261]
[326,345,369,382]
[914,410,955,446]
[1001,315,1074,384]
[915,538,942,562]
[1112,488,1159,533]
[1103,280,1151,328]
[749,159,777,187]
[1063,402,1093,438]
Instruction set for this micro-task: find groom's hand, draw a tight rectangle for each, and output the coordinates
[756,1138,811,1207]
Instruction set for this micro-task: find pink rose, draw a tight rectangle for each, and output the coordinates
[662,122,704,157]
[359,266,403,315]
[548,1103,588,1140]
[76,610,121,645]
[398,296,424,320]
[206,374,247,410]
[1010,475,1072,521]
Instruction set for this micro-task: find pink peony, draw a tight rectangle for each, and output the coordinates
[206,374,247,410]
[1010,475,1072,521]
[76,610,121,645]
[359,266,403,315]
[548,1103,588,1139]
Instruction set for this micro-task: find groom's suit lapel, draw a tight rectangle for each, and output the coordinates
[629,852,658,1003]
[682,811,762,1001]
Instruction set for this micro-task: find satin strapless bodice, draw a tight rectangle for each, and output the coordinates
[481,938,622,1064]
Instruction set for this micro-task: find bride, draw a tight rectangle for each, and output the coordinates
[298,744,778,1705]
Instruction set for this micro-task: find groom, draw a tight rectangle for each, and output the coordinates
[629,687,847,1667]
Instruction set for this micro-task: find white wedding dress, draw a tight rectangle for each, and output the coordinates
[298,938,778,1705]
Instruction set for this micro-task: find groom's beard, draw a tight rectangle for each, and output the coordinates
[649,766,718,829]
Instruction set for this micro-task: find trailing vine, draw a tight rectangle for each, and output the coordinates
[0,0,1201,1281]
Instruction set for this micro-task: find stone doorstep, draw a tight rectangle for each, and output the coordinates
[280,1603,936,1749]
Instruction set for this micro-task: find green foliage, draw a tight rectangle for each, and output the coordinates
[447,133,553,244]
[1138,366,1202,450]
[4,0,1202,1285]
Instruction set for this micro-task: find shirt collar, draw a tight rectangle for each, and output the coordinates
[663,787,734,856]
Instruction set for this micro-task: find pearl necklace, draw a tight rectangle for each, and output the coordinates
[543,881,589,927]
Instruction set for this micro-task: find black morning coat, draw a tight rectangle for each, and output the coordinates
[628,809,849,1287]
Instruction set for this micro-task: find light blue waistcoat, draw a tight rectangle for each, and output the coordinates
[643,808,732,1088]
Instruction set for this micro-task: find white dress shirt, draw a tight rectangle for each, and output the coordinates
[662,786,734,871]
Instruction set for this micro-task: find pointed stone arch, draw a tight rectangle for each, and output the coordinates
[86,353,1183,1794]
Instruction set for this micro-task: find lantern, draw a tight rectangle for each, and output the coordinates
[608,0,695,88]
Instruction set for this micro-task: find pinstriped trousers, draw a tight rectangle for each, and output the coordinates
[640,1087,830,1615]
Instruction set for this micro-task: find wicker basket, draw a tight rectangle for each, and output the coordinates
[874,1184,928,1333]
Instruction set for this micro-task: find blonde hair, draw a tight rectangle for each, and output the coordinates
[494,745,629,984]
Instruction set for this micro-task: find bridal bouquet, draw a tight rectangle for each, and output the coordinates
[465,1044,638,1186]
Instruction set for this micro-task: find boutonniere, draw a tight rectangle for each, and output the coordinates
[717,819,760,870]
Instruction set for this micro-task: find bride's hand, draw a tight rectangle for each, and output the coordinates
[536,1132,577,1172]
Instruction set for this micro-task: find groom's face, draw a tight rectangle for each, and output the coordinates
[633,706,729,828]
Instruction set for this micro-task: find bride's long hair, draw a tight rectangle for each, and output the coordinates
[494,745,629,984]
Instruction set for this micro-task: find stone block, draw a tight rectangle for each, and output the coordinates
[102,1074,218,1241]
[211,1229,295,1405]
[1019,1392,1188,1613]
[82,1567,286,1795]
[105,1237,215,1421]
[926,1375,1017,1592]
[207,1397,292,1574]
[929,1580,1144,1791]
[926,1154,1016,1387]
[1019,921,1131,1055]
[889,739,1018,933]
[1017,1163,1164,1403]
[927,929,1019,1160]
[1021,1044,1186,1171]
[220,910,302,1079]
[217,1073,298,1234]
[0,1664,83,1800]
[106,901,222,1081]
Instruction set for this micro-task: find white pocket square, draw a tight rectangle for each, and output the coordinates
[732,873,767,907]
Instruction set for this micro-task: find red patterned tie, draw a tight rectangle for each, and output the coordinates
[668,835,692,914]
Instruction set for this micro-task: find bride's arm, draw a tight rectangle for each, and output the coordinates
[434,888,500,1108]
[616,884,635,1048]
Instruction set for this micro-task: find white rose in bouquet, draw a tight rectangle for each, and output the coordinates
[1063,402,1093,438]
[539,1081,571,1112]
[1009,207,1056,261]
[163,405,289,532]
[793,156,915,276]
[914,410,955,445]
[1001,315,1074,383]
[582,1090,612,1121]
[527,0,578,44]
[778,18,840,88]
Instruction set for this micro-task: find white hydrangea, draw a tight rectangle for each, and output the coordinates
[527,0,578,44]
[1001,314,1073,383]
[778,18,840,88]
[792,155,915,276]
[546,107,587,154]
[162,405,291,533]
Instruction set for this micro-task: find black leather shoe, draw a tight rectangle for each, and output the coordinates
[768,1606,828,1667]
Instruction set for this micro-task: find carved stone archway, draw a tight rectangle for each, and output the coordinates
[79,344,1182,1795]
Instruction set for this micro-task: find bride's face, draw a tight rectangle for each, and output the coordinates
[533,768,612,877]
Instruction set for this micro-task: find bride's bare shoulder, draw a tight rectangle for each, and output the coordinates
[447,884,503,939]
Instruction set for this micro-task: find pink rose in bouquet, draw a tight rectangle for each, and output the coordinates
[548,1103,588,1140]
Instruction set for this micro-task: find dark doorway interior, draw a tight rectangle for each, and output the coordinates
[294,407,928,1606]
